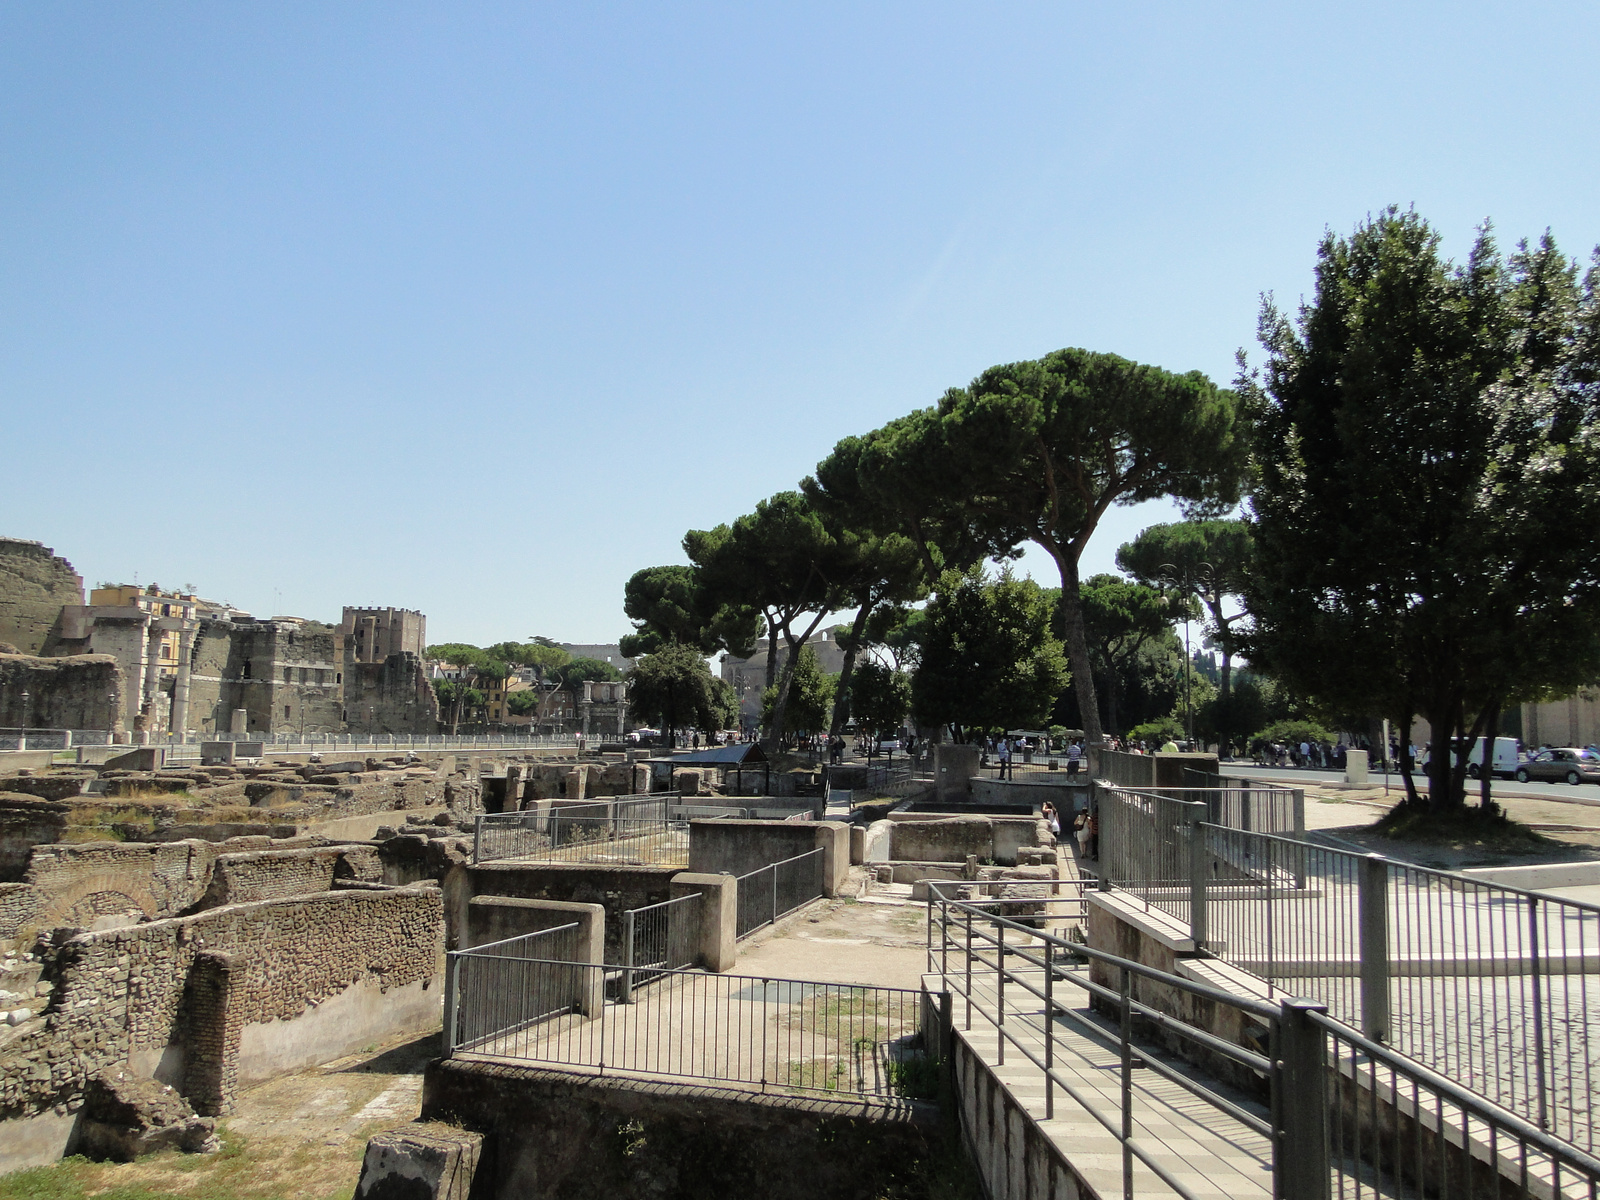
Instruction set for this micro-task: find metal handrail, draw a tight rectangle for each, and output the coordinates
[1307,1008,1600,1183]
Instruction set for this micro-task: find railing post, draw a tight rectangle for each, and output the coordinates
[964,908,973,1030]
[1275,998,1331,1200]
[443,951,461,1054]
[473,813,485,864]
[1044,939,1055,1120]
[996,921,1005,1065]
[1119,965,1133,1200]
[621,909,635,1004]
[1358,854,1390,1042]
[771,862,778,929]
[1188,806,1208,952]
[1528,895,1549,1130]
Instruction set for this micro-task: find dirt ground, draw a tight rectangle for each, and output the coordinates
[0,1031,440,1200]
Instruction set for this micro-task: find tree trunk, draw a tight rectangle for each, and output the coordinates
[1399,717,1422,808]
[1050,549,1103,746]
[830,601,874,735]
[764,612,826,753]
[1479,700,1500,812]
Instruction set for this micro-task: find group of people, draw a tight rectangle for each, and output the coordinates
[1040,799,1098,860]
[978,733,1085,778]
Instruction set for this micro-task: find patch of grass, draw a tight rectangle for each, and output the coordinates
[1373,800,1556,852]
[886,1053,942,1101]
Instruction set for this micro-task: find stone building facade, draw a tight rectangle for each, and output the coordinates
[719,628,848,730]
[0,538,85,656]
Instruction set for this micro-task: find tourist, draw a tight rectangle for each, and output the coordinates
[1042,801,1061,843]
[997,735,1013,779]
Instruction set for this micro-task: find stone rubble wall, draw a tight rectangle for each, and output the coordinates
[0,538,84,657]
[200,844,381,908]
[0,653,122,732]
[0,884,443,1121]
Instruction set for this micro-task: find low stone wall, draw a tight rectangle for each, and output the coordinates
[2,839,218,940]
[443,862,676,962]
[419,1058,944,1200]
[198,844,382,908]
[884,815,1045,867]
[686,819,844,885]
[0,795,69,881]
[0,883,444,1170]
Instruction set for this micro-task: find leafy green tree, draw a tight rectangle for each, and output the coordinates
[627,643,728,743]
[802,465,931,734]
[911,567,1070,740]
[1127,716,1184,746]
[880,350,1247,747]
[1116,519,1252,702]
[555,656,622,693]
[505,688,542,717]
[618,565,760,659]
[1076,574,1180,737]
[1242,210,1600,810]
[760,646,835,740]
[686,491,856,749]
[851,661,911,739]
[426,643,487,668]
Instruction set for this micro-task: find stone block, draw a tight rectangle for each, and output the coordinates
[354,1122,483,1200]
[849,824,865,865]
[464,896,604,1016]
[105,747,166,772]
[670,871,738,972]
[812,822,849,898]
[889,816,993,864]
[78,1069,219,1161]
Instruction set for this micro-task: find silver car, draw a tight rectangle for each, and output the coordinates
[1514,748,1600,785]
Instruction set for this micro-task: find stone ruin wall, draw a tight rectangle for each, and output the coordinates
[343,652,440,735]
[200,844,382,907]
[0,653,122,731]
[0,837,384,946]
[0,884,443,1121]
[0,539,84,657]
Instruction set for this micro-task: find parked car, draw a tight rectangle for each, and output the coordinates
[1466,736,1520,780]
[1514,747,1600,785]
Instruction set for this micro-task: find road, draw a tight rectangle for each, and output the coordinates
[1224,762,1600,806]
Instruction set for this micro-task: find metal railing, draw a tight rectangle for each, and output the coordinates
[618,892,702,1001]
[1095,784,1600,1157]
[927,887,1600,1200]
[447,960,928,1099]
[1196,823,1600,1156]
[447,924,585,1053]
[735,847,826,938]
[472,799,688,866]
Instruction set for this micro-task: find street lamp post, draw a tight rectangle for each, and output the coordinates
[1157,562,1214,751]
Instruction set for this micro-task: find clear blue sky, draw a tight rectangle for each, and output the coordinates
[4,2,1596,645]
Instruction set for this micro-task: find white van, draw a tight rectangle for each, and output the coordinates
[1466,736,1519,780]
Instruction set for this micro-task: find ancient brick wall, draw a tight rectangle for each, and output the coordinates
[344,652,440,734]
[0,539,83,656]
[0,797,68,883]
[187,619,344,736]
[0,653,121,730]
[0,884,443,1120]
[9,839,217,937]
[202,845,359,906]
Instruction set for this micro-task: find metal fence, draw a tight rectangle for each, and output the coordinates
[618,892,702,1001]
[1096,785,1600,1157]
[448,960,928,1099]
[926,888,1600,1200]
[472,798,688,866]
[735,847,826,938]
[1197,824,1600,1156]
[447,924,585,1053]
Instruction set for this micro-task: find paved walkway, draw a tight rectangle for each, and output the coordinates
[944,957,1274,1200]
